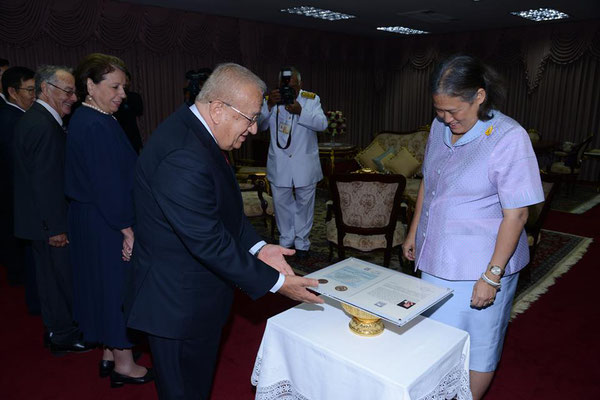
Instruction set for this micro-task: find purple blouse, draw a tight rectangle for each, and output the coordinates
[416,111,544,280]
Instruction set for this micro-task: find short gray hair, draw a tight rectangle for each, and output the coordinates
[35,65,73,96]
[196,63,266,103]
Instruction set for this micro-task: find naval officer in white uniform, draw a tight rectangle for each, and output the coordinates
[258,67,328,257]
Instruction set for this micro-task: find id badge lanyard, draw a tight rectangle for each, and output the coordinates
[275,105,293,150]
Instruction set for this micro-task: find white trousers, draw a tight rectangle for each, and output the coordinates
[270,183,317,251]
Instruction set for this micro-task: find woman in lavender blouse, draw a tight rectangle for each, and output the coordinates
[402,55,544,400]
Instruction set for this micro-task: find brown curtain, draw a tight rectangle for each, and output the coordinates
[1,0,598,179]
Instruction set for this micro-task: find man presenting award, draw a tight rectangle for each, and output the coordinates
[258,67,328,258]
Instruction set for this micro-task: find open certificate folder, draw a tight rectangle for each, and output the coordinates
[305,258,453,327]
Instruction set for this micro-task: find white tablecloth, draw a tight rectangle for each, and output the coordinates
[251,297,471,400]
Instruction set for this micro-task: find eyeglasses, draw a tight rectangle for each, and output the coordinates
[46,81,76,97]
[17,87,35,94]
[212,100,260,127]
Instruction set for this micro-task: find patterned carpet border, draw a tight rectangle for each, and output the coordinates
[550,183,600,214]
[568,194,600,214]
[510,229,592,320]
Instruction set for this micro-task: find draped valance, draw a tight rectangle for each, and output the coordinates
[3,0,597,91]
[382,20,600,91]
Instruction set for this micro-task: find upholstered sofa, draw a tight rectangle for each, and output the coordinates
[354,127,430,205]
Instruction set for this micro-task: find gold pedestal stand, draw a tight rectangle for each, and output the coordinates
[341,303,384,337]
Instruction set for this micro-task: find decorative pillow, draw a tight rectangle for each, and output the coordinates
[355,140,386,171]
[383,147,421,178]
[372,148,395,172]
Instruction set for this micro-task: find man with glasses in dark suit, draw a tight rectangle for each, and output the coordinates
[0,66,38,309]
[13,65,92,354]
[126,63,323,399]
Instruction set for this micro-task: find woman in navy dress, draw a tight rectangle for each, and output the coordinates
[66,53,152,387]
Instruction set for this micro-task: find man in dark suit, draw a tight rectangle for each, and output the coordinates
[0,66,40,312]
[13,65,91,353]
[125,63,322,400]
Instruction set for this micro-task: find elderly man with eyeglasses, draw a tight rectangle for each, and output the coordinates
[13,65,93,355]
[125,62,322,399]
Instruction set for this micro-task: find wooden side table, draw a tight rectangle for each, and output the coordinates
[318,142,358,181]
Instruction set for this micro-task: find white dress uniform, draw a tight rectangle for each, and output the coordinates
[258,89,328,250]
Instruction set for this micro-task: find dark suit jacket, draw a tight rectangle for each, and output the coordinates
[13,102,68,240]
[125,105,279,340]
[0,104,24,235]
[0,95,6,108]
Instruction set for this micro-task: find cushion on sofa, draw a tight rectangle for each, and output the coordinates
[355,140,386,171]
[383,147,420,177]
[376,130,429,175]
[372,147,396,172]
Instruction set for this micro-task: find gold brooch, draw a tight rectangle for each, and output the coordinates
[485,125,494,136]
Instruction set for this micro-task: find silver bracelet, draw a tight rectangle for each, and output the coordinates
[481,272,501,289]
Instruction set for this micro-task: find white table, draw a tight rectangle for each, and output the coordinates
[251,297,472,400]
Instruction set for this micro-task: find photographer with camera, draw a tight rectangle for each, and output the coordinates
[258,67,328,258]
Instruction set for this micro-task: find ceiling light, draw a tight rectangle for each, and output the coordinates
[281,6,356,21]
[510,8,569,22]
[377,26,429,35]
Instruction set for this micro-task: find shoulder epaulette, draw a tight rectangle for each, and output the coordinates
[301,91,316,99]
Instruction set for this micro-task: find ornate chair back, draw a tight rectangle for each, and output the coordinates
[328,173,406,267]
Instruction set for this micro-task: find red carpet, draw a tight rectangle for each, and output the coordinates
[1,205,598,399]
[485,205,600,400]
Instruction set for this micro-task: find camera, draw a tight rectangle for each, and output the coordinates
[184,68,212,105]
[278,68,296,105]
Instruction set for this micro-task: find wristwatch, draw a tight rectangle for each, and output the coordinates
[488,264,504,278]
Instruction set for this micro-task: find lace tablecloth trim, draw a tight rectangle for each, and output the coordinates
[254,379,310,400]
[251,356,262,386]
[252,357,310,400]
[418,355,472,400]
[253,355,471,400]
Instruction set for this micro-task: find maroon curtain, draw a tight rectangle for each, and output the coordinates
[1,0,599,179]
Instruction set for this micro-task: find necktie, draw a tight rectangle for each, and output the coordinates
[222,151,230,166]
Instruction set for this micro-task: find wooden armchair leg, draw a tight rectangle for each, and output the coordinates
[337,244,345,262]
[383,248,391,268]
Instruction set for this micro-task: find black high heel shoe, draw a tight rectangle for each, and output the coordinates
[100,350,142,378]
[110,368,154,388]
[99,360,115,378]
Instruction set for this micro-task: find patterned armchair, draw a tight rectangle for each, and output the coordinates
[240,174,275,240]
[548,134,594,194]
[327,173,407,267]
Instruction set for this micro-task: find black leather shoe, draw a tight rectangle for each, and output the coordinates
[99,360,115,378]
[99,350,142,377]
[110,368,154,388]
[49,339,95,355]
[43,332,50,348]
